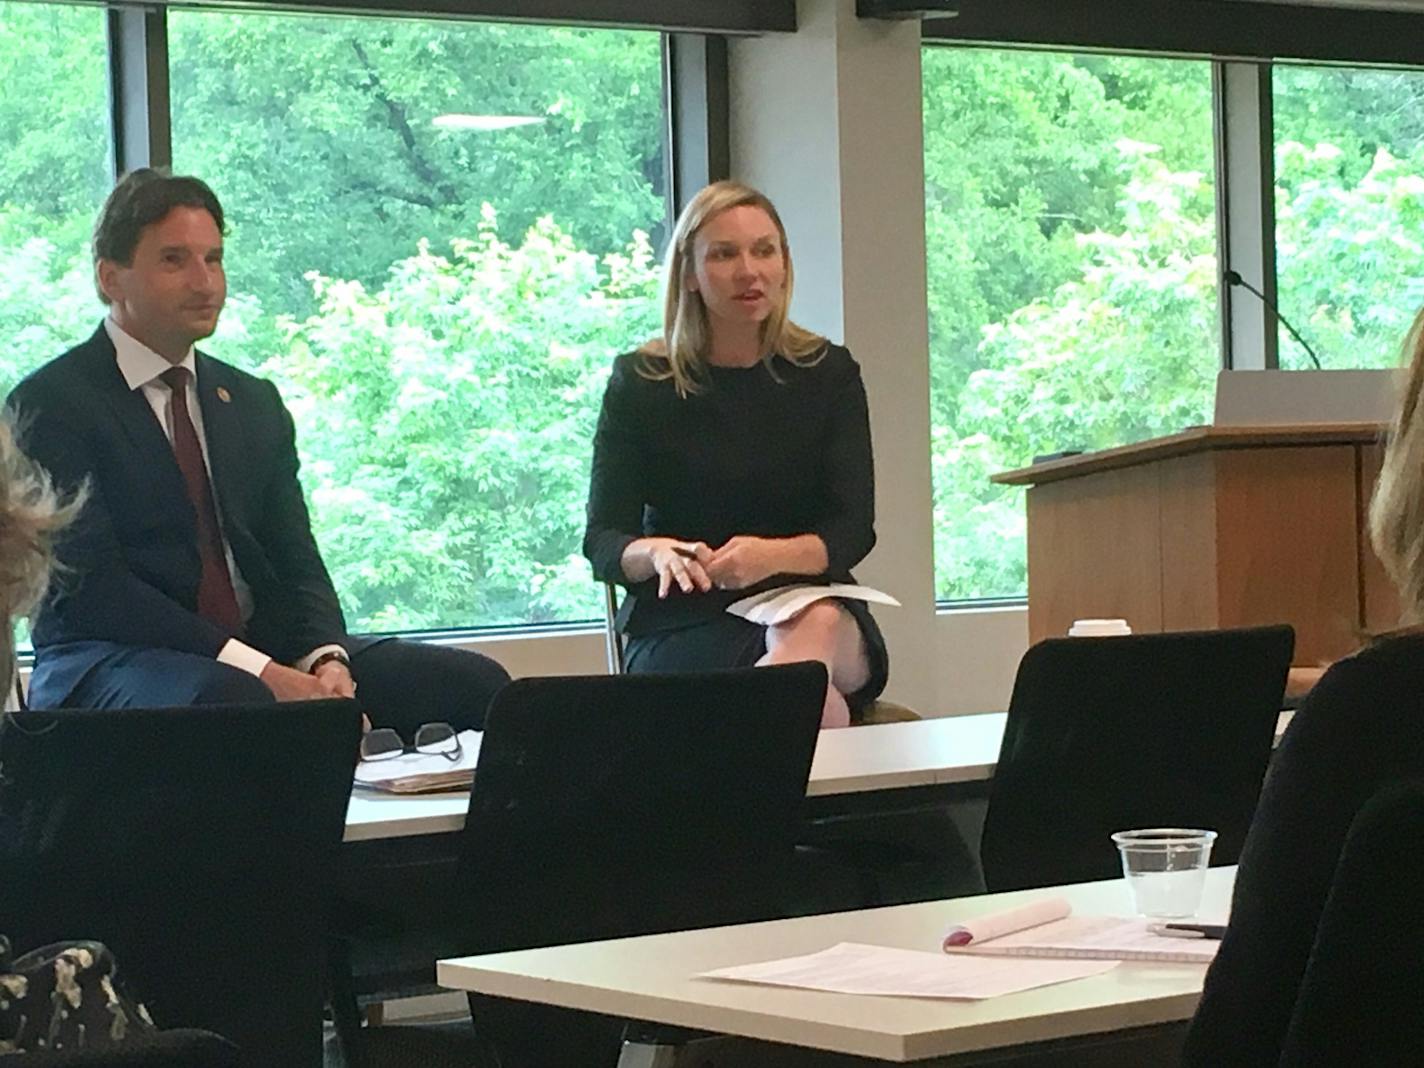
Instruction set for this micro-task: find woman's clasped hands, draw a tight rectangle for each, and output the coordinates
[648,535,787,598]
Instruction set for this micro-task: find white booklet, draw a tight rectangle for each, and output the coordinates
[700,941,1117,1000]
[352,729,481,795]
[940,897,1219,964]
[725,584,901,627]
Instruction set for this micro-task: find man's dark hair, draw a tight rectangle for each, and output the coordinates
[92,169,226,304]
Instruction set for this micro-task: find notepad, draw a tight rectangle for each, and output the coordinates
[352,730,481,794]
[700,942,1118,1000]
[940,898,1220,964]
[725,584,901,627]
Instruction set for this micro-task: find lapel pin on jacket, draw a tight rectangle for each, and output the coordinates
[216,386,232,403]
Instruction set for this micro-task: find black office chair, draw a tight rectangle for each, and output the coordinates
[0,700,363,1067]
[980,625,1294,892]
[1278,780,1424,1066]
[333,663,826,1068]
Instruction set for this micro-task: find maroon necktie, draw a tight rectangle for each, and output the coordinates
[161,367,244,634]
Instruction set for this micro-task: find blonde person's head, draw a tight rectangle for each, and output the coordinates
[0,422,80,698]
[639,180,825,395]
[1370,306,1424,624]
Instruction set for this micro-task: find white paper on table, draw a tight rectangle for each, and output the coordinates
[353,729,482,789]
[725,584,902,627]
[699,942,1118,1000]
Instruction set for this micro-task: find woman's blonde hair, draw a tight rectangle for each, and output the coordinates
[1369,306,1424,625]
[638,180,825,396]
[0,422,80,698]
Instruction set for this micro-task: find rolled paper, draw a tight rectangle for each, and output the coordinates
[941,896,1073,951]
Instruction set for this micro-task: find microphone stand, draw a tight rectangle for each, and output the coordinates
[1223,269,1323,370]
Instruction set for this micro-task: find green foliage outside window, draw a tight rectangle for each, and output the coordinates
[1273,67,1424,369]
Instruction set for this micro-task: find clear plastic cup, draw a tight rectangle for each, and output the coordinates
[1110,828,1217,918]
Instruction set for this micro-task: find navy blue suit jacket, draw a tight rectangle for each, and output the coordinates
[7,326,349,684]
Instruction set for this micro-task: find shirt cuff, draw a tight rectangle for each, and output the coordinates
[218,639,272,678]
[296,643,348,674]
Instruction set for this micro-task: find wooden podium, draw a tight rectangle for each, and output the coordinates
[992,423,1394,667]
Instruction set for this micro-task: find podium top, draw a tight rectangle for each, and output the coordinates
[991,422,1384,487]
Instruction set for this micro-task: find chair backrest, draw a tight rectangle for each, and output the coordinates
[455,663,825,953]
[980,625,1294,892]
[1278,780,1424,1066]
[0,700,362,1067]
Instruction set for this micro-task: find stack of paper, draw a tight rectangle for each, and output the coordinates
[352,730,481,794]
[726,584,901,627]
[698,897,1222,1004]
[701,942,1117,1000]
[941,898,1220,964]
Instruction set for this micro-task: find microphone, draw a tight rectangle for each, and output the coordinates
[1223,269,1322,370]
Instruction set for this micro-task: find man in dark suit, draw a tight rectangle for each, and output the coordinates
[8,169,510,733]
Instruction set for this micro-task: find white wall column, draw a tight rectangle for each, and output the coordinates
[728,0,940,712]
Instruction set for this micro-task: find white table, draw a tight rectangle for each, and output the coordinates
[345,712,1296,843]
[345,713,1010,842]
[436,867,1235,1064]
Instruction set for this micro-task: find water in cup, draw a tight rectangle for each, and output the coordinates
[1111,828,1217,918]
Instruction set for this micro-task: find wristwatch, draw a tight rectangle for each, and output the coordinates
[308,649,351,675]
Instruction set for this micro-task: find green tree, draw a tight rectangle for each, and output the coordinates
[256,210,660,630]
[933,146,1218,599]
[922,48,1216,599]
[921,49,1214,436]
[168,12,666,321]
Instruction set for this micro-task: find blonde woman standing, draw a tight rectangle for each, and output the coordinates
[583,181,887,727]
[1184,309,1424,1064]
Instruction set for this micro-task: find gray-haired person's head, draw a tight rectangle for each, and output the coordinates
[0,422,80,698]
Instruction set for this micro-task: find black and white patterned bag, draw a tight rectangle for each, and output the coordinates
[0,935,155,1055]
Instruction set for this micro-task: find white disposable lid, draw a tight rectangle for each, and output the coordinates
[1068,618,1132,636]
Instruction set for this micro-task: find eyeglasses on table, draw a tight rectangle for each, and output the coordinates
[358,722,462,763]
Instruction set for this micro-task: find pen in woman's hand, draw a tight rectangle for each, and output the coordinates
[671,544,700,560]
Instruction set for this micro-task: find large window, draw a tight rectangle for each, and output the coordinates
[0,1,111,391]
[922,48,1218,602]
[168,12,668,632]
[1273,65,1424,370]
